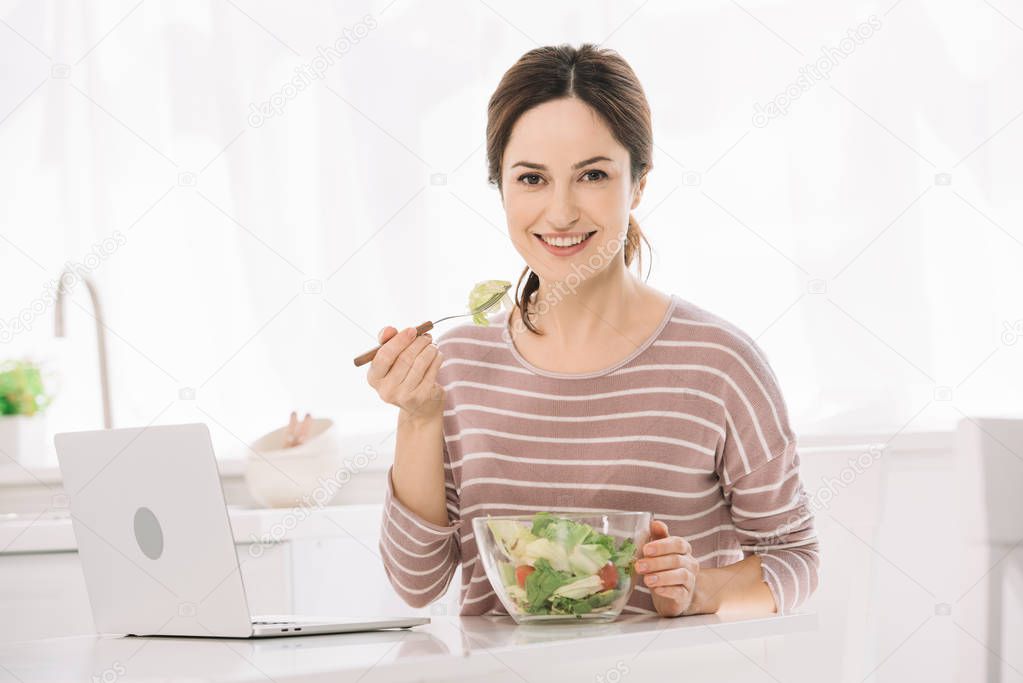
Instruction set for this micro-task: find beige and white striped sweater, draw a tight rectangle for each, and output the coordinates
[379,294,820,616]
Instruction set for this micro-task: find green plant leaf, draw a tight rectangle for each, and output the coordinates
[0,360,50,416]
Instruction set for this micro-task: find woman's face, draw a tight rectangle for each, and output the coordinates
[500,97,645,285]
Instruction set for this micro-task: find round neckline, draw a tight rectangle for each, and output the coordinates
[503,293,679,379]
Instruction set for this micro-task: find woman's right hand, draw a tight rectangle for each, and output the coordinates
[366,325,445,422]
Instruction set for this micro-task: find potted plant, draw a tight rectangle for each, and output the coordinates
[0,360,52,468]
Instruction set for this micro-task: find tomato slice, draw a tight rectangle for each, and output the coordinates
[516,564,536,588]
[598,562,618,591]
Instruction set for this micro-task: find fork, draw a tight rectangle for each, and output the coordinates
[352,284,511,367]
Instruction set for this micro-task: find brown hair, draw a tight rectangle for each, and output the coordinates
[486,43,654,335]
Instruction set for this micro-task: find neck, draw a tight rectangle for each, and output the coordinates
[530,257,644,343]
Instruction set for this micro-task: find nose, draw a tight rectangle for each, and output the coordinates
[544,183,580,229]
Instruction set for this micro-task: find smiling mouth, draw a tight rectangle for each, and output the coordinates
[533,231,597,248]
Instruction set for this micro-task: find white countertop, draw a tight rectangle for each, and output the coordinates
[0,504,384,554]
[0,426,955,490]
[0,612,817,683]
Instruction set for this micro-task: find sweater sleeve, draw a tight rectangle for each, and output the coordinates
[378,447,462,608]
[715,335,820,614]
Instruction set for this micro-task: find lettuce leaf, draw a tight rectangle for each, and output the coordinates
[522,537,571,572]
[524,558,574,612]
[468,280,512,326]
[498,561,516,587]
[584,529,616,555]
[568,543,612,575]
[613,539,638,571]
[530,512,559,536]
[551,574,603,599]
[487,519,537,563]
[539,517,592,554]
[549,589,620,616]
[583,527,638,570]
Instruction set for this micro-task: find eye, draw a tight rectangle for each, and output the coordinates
[582,170,608,182]
[517,173,544,186]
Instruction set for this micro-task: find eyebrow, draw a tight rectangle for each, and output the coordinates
[510,156,614,171]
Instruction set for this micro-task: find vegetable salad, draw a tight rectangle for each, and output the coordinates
[486,512,638,617]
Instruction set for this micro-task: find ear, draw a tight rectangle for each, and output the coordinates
[630,172,647,211]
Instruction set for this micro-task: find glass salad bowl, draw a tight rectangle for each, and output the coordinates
[472,511,651,624]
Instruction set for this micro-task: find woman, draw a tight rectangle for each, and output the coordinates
[365,44,819,617]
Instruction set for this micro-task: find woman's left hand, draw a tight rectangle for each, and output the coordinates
[635,519,700,617]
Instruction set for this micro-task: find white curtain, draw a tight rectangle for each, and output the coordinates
[1,0,1019,462]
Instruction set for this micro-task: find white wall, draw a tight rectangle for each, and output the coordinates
[1,0,1020,461]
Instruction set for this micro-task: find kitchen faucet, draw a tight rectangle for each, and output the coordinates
[54,269,113,429]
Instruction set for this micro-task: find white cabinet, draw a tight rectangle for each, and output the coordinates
[0,551,94,642]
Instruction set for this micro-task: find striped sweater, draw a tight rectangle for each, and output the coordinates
[379,293,820,616]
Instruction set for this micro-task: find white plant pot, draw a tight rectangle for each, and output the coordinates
[244,418,352,509]
[0,415,49,469]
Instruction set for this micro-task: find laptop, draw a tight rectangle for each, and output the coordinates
[55,422,429,638]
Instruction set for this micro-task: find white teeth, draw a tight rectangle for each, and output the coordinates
[540,233,589,247]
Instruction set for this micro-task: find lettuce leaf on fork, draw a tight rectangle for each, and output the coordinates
[468,280,512,326]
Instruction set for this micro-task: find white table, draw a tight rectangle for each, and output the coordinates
[0,612,816,683]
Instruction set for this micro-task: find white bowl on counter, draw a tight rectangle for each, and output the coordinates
[244,417,350,508]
